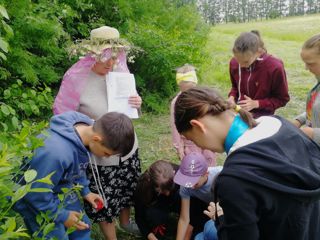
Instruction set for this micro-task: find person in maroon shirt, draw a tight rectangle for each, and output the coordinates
[228,31,290,118]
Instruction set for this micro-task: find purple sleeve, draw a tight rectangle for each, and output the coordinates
[228,60,239,100]
[258,65,290,112]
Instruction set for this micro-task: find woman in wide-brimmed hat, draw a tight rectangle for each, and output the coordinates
[53,25,141,114]
[53,26,141,239]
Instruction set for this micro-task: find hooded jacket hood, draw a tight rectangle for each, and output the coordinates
[14,111,94,224]
[221,116,320,201]
[48,111,93,154]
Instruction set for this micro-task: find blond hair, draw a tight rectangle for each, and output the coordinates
[176,64,196,73]
[175,64,198,85]
[303,34,320,55]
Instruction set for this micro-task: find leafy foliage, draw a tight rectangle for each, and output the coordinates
[0,0,209,238]
[1,0,209,116]
[125,0,209,112]
[0,120,48,238]
[0,4,11,61]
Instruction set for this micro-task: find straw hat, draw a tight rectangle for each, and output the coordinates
[69,26,130,57]
[91,26,120,40]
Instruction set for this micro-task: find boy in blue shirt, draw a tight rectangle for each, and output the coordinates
[14,111,135,239]
[174,152,222,240]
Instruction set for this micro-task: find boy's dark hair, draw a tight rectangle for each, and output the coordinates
[93,112,134,156]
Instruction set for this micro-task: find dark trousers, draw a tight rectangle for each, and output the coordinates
[141,194,180,239]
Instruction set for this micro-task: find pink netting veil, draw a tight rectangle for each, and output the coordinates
[53,48,129,114]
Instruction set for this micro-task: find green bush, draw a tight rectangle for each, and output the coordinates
[0,118,49,238]
[0,80,53,131]
[125,0,210,112]
[0,4,11,62]
[49,0,210,112]
[1,0,209,114]
[0,4,55,238]
[0,1,210,238]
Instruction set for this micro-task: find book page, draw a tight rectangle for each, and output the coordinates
[106,72,139,119]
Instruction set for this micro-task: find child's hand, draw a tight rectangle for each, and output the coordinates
[83,192,104,209]
[147,232,158,240]
[204,202,223,221]
[64,211,89,230]
[301,126,314,139]
[238,95,259,112]
[291,119,302,128]
[228,96,236,105]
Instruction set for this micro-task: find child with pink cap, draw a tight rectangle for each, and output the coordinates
[174,152,222,240]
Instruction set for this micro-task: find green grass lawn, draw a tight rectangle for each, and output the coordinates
[201,13,320,118]
[92,14,320,239]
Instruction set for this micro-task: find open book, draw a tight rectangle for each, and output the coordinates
[106,72,139,119]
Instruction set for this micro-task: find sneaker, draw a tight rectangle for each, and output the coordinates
[120,219,141,236]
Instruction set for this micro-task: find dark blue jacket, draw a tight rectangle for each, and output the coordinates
[216,116,320,240]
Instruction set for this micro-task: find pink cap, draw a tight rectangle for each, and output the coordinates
[174,152,208,188]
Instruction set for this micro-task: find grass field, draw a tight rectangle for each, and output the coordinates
[201,14,320,118]
[92,14,320,239]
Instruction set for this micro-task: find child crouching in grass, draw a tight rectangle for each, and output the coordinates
[14,111,135,239]
[174,152,222,240]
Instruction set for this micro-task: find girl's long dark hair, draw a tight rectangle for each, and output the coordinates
[174,86,257,134]
[135,160,178,206]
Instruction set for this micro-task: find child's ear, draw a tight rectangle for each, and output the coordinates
[92,134,103,142]
[190,119,206,133]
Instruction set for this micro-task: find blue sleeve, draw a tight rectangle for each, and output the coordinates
[209,166,223,176]
[76,174,90,197]
[23,145,71,224]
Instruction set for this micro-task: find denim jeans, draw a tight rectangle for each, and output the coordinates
[194,220,217,240]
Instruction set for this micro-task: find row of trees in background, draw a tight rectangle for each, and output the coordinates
[198,0,320,24]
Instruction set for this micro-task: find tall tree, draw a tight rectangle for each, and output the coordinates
[197,0,319,24]
[289,0,299,15]
[297,0,306,14]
